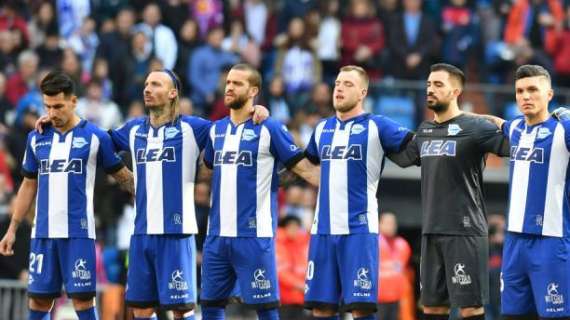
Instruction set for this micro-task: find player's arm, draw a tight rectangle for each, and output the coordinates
[386,134,419,168]
[290,158,320,187]
[0,178,37,256]
[110,167,135,197]
[250,104,270,124]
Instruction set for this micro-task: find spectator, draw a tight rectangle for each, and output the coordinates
[160,0,190,37]
[549,3,570,87]
[96,7,135,107]
[274,17,321,108]
[68,16,100,74]
[35,30,64,69]
[222,18,261,67]
[265,75,291,124]
[377,212,411,320]
[276,215,311,320]
[0,1,29,48]
[124,31,154,104]
[317,0,341,85]
[135,3,178,69]
[0,30,17,74]
[244,0,268,46]
[188,27,238,113]
[341,0,385,79]
[6,50,39,106]
[13,69,48,129]
[175,19,202,94]
[0,196,30,281]
[277,0,317,33]
[91,57,114,103]
[385,0,439,80]
[27,1,58,49]
[56,0,91,40]
[0,72,13,125]
[302,82,333,118]
[441,0,479,69]
[76,79,123,130]
[60,48,87,95]
[190,0,224,38]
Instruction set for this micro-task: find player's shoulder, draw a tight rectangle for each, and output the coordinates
[81,120,108,135]
[180,115,212,128]
[259,116,287,130]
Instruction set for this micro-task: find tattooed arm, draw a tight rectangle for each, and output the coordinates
[111,167,135,197]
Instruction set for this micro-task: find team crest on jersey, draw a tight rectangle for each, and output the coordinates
[242,129,257,141]
[451,263,471,285]
[72,137,88,148]
[351,124,366,135]
[168,270,189,291]
[353,267,372,290]
[251,268,271,290]
[545,283,564,305]
[72,259,91,280]
[165,127,179,139]
[447,124,463,136]
[537,127,552,140]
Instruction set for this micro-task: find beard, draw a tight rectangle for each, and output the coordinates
[225,94,248,110]
[333,100,357,113]
[426,96,449,113]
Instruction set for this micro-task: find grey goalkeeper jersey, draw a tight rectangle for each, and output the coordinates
[389,113,509,236]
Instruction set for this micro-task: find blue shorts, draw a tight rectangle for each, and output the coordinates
[501,232,570,317]
[200,235,279,309]
[304,233,378,312]
[125,234,197,310]
[28,238,96,299]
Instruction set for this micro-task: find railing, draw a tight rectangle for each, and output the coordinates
[0,280,28,320]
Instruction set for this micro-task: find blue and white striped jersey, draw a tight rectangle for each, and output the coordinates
[504,117,570,237]
[204,117,304,237]
[22,120,124,239]
[305,113,411,235]
[110,116,211,235]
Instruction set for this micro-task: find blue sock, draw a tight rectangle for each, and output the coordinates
[354,316,375,320]
[133,316,157,320]
[314,316,339,320]
[257,308,279,320]
[76,307,98,320]
[29,310,50,320]
[201,306,225,320]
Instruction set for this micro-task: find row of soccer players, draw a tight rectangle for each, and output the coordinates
[1,61,568,320]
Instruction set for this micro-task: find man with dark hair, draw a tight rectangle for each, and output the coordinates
[482,64,570,319]
[200,63,318,320]
[389,63,510,320]
[0,70,134,320]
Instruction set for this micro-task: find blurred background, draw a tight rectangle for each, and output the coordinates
[0,0,560,319]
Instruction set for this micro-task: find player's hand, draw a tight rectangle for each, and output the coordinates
[551,107,570,121]
[252,104,269,124]
[0,231,16,256]
[34,115,51,134]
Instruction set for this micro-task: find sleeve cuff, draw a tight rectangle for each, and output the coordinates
[304,150,320,165]
[283,152,305,170]
[21,169,38,179]
[104,162,125,175]
[398,132,415,152]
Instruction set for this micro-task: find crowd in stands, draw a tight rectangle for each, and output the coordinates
[0,0,549,318]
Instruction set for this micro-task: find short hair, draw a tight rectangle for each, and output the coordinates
[430,63,465,88]
[515,64,551,85]
[230,63,262,91]
[40,70,75,97]
[18,50,39,67]
[339,65,369,89]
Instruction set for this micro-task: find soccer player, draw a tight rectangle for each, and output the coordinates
[0,70,134,320]
[388,63,510,320]
[108,68,269,320]
[497,65,570,319]
[199,63,319,320]
[302,65,413,320]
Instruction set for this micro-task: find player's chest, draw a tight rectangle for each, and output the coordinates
[317,123,370,161]
[35,134,93,174]
[417,125,473,158]
[212,126,269,166]
[132,127,190,164]
[509,126,556,164]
